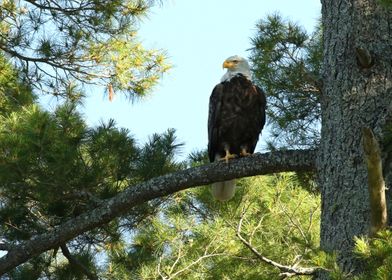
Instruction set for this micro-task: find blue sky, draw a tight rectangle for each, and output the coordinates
[82,0,321,159]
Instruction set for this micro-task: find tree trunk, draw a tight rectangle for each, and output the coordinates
[319,0,392,275]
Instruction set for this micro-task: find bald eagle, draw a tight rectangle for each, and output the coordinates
[208,55,266,201]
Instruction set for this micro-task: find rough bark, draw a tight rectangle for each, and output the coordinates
[0,149,316,275]
[319,0,392,275]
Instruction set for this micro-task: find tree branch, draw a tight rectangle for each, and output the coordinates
[236,209,323,278]
[24,0,94,13]
[0,149,316,275]
[163,235,225,280]
[60,244,98,280]
[362,127,387,236]
[0,45,111,79]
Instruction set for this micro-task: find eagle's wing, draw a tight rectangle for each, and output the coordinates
[255,85,267,133]
[208,83,224,162]
[240,83,267,154]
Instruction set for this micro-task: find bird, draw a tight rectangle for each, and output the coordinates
[208,55,266,201]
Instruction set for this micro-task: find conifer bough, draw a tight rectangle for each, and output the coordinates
[0,149,316,274]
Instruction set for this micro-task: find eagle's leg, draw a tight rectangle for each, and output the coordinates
[219,148,236,163]
[240,147,252,157]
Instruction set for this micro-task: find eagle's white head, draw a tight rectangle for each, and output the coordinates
[221,55,251,82]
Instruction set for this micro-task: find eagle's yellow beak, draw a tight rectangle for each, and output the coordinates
[222,60,234,69]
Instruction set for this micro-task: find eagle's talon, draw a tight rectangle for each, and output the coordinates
[240,149,251,157]
[219,150,236,163]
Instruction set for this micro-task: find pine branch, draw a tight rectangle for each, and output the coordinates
[0,149,316,275]
[24,0,94,13]
[160,236,225,280]
[236,209,323,278]
[168,253,225,280]
[60,244,98,280]
[0,45,111,79]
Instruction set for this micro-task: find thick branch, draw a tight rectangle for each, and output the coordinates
[362,128,387,235]
[60,244,98,280]
[0,149,316,275]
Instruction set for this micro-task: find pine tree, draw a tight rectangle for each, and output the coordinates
[105,174,320,280]
[250,14,322,149]
[0,0,170,98]
[0,7,324,279]
[1,1,391,279]
[0,53,35,114]
[0,1,178,278]
[251,5,392,278]
[0,65,184,277]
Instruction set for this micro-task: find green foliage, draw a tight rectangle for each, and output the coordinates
[0,2,179,272]
[187,149,209,167]
[352,230,392,279]
[0,93,183,278]
[309,250,349,280]
[0,9,329,279]
[0,0,170,98]
[250,14,322,149]
[86,119,139,194]
[54,251,98,280]
[135,128,185,180]
[6,255,52,280]
[0,53,35,115]
[0,103,88,231]
[378,0,392,8]
[308,231,392,280]
[104,174,321,279]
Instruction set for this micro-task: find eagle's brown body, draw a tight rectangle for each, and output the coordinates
[208,74,266,163]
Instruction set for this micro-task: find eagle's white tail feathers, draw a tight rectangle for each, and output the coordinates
[211,180,236,201]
